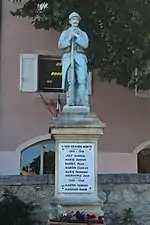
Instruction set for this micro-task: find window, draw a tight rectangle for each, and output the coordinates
[20,139,55,175]
[38,55,62,92]
[138,148,150,173]
[20,54,92,94]
[20,54,62,93]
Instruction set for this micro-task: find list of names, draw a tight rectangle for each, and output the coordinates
[58,143,95,193]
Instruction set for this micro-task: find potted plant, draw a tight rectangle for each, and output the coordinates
[48,205,105,225]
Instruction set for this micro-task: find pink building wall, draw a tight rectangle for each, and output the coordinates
[0,0,149,174]
[0,151,137,175]
[98,153,137,174]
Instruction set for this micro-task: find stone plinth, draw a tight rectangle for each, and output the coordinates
[50,112,105,207]
[63,105,90,113]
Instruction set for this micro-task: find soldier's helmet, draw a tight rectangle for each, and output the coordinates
[69,12,81,21]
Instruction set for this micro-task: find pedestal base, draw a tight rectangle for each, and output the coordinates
[51,194,102,206]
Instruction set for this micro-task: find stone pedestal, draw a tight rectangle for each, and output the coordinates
[49,111,105,217]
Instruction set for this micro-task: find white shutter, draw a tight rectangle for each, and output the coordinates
[20,54,38,92]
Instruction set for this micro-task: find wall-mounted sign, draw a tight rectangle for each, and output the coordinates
[58,143,95,194]
[38,55,62,92]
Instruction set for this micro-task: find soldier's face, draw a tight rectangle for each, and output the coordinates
[69,17,80,27]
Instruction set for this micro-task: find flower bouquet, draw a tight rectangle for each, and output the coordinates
[48,205,105,225]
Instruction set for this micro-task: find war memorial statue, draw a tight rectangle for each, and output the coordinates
[50,13,105,216]
[58,12,89,107]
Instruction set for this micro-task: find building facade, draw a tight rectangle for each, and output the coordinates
[0,0,150,175]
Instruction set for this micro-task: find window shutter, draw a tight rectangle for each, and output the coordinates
[20,54,38,92]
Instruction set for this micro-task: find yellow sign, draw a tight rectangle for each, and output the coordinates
[51,72,62,76]
[46,80,53,83]
[56,62,62,66]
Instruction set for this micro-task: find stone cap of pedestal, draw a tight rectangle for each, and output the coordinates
[50,113,105,137]
[50,113,105,129]
[51,194,102,206]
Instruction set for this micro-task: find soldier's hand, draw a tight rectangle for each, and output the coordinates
[73,32,79,38]
[69,32,75,40]
[69,32,77,40]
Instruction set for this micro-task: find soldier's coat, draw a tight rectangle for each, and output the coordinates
[58,27,89,91]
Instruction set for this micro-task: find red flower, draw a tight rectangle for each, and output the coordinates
[86,213,96,219]
[91,214,96,219]
[98,216,104,222]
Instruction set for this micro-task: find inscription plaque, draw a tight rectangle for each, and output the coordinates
[58,143,95,193]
